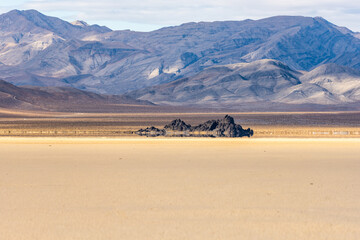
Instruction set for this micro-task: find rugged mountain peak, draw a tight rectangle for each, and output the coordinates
[2,9,21,17]
[9,9,73,35]
[0,9,111,39]
[71,20,89,27]
[254,15,316,30]
[70,20,111,32]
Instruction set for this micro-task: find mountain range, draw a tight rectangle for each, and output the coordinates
[0,9,360,110]
[127,59,360,107]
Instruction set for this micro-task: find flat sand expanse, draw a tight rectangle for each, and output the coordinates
[0,138,359,239]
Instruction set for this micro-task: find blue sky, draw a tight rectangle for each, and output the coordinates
[1,0,360,32]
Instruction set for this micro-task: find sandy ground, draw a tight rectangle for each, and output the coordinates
[0,138,359,239]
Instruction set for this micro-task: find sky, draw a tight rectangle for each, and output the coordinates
[0,0,360,32]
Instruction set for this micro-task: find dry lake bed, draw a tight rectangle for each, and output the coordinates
[0,138,359,239]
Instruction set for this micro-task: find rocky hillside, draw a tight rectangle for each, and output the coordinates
[0,79,151,111]
[127,59,360,107]
[1,10,360,95]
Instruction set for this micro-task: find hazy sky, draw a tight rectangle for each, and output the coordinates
[1,0,360,32]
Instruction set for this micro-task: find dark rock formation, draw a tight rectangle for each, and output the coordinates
[136,115,253,138]
[192,120,218,131]
[164,119,191,131]
[192,115,253,137]
[136,126,165,137]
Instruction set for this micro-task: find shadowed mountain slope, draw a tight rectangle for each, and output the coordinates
[0,80,152,111]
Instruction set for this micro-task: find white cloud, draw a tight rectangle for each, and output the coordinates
[1,0,360,31]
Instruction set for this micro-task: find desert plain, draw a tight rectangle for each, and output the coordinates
[0,109,359,239]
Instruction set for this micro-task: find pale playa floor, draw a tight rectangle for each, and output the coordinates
[0,138,359,240]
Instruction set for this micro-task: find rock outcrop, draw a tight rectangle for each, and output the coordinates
[191,115,253,137]
[136,115,253,137]
[164,119,192,131]
[136,126,165,137]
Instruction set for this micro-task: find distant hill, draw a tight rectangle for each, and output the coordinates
[127,59,360,108]
[0,80,152,112]
[1,10,360,96]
